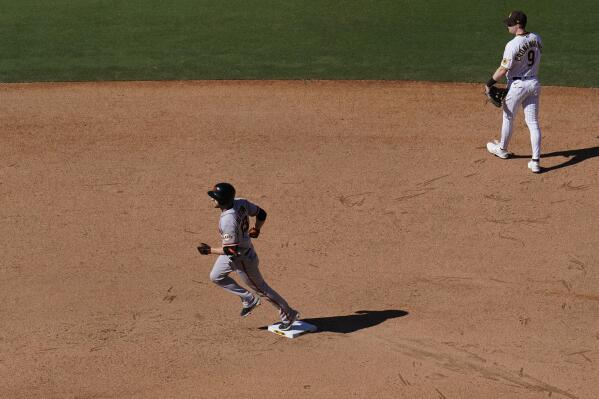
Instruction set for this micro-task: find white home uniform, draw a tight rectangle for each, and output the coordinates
[498,32,543,160]
[209,198,299,324]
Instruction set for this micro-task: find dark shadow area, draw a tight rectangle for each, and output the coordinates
[510,146,599,172]
[260,309,408,334]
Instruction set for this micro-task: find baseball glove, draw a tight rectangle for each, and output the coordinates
[486,86,507,108]
[197,243,211,255]
[249,227,260,238]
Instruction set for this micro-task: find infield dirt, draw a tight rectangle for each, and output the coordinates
[1,81,598,398]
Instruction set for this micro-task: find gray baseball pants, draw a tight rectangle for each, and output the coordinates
[209,248,298,323]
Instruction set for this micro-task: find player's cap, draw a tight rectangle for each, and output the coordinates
[503,10,527,27]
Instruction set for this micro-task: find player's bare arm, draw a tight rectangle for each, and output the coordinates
[197,242,218,255]
[198,243,244,256]
[485,67,508,94]
[250,207,267,237]
[492,67,508,81]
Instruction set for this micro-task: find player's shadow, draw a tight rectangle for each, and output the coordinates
[511,145,599,172]
[263,309,408,334]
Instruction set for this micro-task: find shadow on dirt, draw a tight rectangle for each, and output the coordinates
[266,309,409,334]
[511,145,599,172]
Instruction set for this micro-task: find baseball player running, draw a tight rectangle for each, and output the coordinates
[485,11,543,173]
[197,182,300,330]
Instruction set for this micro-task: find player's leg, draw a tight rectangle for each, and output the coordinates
[499,82,525,151]
[233,251,299,324]
[523,81,542,171]
[209,255,256,306]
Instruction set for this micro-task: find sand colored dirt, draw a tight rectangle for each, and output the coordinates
[1,81,598,399]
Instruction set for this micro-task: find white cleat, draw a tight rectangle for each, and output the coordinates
[486,140,510,159]
[528,160,541,173]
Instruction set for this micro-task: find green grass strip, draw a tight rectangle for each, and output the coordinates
[1,0,598,86]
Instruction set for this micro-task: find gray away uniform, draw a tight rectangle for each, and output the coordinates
[209,198,298,323]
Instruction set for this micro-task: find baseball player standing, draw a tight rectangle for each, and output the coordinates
[485,11,543,173]
[197,182,300,331]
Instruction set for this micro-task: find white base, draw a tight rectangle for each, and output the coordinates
[267,320,317,338]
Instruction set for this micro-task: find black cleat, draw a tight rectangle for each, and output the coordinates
[240,296,261,317]
[278,312,301,331]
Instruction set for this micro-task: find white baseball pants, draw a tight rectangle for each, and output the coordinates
[499,78,542,160]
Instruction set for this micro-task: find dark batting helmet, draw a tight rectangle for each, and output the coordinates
[208,182,236,206]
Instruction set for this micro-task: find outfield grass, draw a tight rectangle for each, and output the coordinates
[1,0,598,86]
